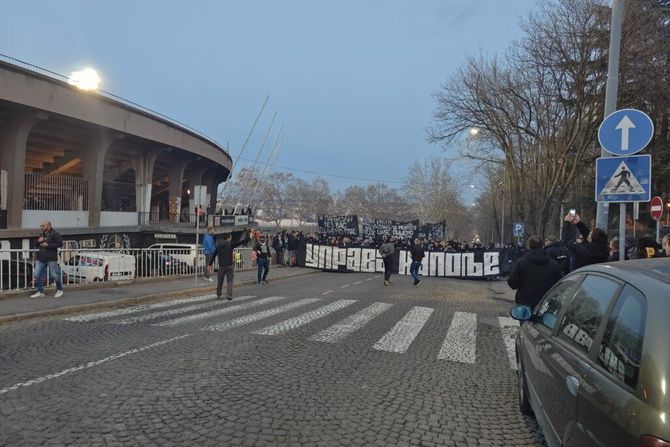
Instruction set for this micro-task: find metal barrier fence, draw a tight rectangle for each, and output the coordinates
[0,247,270,292]
[24,172,89,211]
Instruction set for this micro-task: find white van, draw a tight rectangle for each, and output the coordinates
[147,244,205,270]
[61,252,136,283]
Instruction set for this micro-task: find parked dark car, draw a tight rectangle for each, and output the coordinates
[0,259,34,290]
[511,258,670,447]
[135,251,189,277]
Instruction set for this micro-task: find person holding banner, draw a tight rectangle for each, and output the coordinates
[379,237,395,286]
[409,239,425,286]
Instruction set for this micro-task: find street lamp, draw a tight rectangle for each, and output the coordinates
[68,68,101,91]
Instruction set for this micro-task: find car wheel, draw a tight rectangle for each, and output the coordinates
[517,354,533,415]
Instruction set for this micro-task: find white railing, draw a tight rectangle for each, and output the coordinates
[24,172,88,211]
[0,247,265,292]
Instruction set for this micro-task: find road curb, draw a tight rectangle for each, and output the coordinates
[0,269,318,325]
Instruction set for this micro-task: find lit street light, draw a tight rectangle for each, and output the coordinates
[68,68,100,91]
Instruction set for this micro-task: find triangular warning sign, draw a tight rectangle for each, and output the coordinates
[601,161,645,195]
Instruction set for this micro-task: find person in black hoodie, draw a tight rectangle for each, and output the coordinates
[409,239,425,286]
[208,229,251,300]
[508,236,562,309]
[545,235,570,275]
[561,212,609,270]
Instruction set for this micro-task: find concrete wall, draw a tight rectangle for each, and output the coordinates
[22,210,89,229]
[100,212,138,227]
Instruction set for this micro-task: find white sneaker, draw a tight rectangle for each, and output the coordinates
[54,290,64,298]
[30,292,45,298]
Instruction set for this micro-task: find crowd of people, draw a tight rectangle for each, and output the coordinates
[508,212,670,310]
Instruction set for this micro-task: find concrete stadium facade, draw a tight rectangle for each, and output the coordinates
[0,57,234,249]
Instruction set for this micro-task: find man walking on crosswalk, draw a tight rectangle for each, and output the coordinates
[208,229,251,300]
[379,237,395,286]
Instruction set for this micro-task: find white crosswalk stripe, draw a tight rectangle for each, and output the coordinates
[204,298,320,332]
[498,316,520,370]
[311,302,393,343]
[64,294,216,322]
[252,299,357,336]
[114,296,256,325]
[438,311,477,363]
[154,296,288,327]
[373,306,434,353]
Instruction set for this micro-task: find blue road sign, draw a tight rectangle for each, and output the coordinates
[595,154,651,202]
[598,108,654,156]
[513,222,524,237]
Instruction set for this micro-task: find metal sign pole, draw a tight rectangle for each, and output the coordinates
[195,205,199,287]
[619,203,626,261]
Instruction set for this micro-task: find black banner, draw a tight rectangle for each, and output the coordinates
[414,221,446,240]
[362,219,420,240]
[318,214,360,237]
[300,244,511,279]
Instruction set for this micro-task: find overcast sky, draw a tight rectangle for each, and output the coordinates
[1,0,538,203]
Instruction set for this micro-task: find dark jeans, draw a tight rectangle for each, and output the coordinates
[275,249,284,265]
[383,256,393,281]
[204,254,215,279]
[216,265,235,298]
[410,261,422,282]
[257,257,269,283]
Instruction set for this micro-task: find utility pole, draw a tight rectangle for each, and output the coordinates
[595,0,625,242]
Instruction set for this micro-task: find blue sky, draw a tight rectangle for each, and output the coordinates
[1,0,537,202]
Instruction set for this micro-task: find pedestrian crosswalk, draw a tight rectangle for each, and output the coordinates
[62,294,519,368]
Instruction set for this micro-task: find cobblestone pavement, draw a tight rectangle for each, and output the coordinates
[0,272,547,446]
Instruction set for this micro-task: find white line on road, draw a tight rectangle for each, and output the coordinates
[354,281,362,285]
[64,295,216,322]
[498,316,520,370]
[114,296,256,325]
[154,296,288,327]
[322,290,333,296]
[438,311,477,363]
[253,300,357,336]
[341,284,350,289]
[311,302,393,343]
[204,298,320,332]
[365,277,374,281]
[373,307,434,353]
[0,334,190,395]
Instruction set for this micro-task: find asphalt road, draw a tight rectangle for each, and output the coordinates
[0,271,546,447]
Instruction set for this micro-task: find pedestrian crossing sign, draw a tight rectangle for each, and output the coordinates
[595,154,651,202]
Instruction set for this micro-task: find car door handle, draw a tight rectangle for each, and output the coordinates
[566,375,580,397]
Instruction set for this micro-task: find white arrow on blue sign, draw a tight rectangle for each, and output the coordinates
[598,108,654,156]
[595,154,651,203]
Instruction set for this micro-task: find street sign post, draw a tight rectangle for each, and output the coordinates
[651,196,664,243]
[598,108,654,156]
[595,154,651,203]
[193,185,208,286]
[513,222,524,245]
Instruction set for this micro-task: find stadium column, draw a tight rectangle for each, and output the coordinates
[167,162,187,223]
[131,150,161,224]
[82,130,118,228]
[0,113,44,228]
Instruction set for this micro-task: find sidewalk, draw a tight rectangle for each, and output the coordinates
[0,267,317,324]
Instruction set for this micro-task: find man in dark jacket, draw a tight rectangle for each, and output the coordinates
[254,235,272,284]
[409,239,425,286]
[561,213,609,270]
[287,231,298,266]
[208,230,251,300]
[508,236,562,309]
[30,220,64,298]
[272,233,284,266]
[378,237,395,286]
[545,236,570,276]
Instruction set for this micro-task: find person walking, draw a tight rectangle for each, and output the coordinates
[254,235,272,284]
[208,230,251,300]
[202,226,216,282]
[409,239,425,286]
[507,236,562,310]
[30,220,64,298]
[379,237,395,286]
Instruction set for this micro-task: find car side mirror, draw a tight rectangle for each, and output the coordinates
[510,305,532,321]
